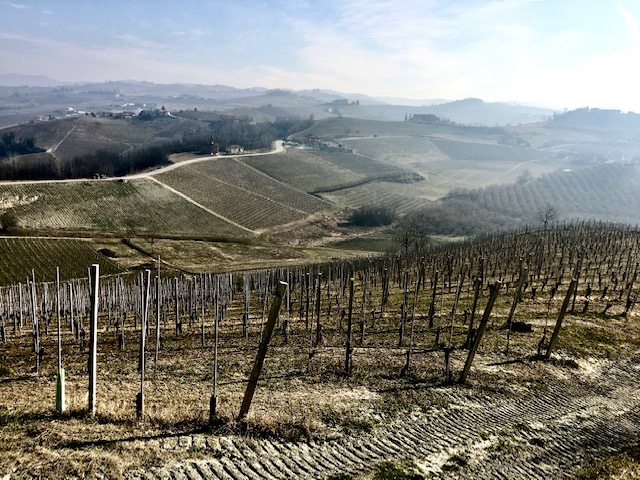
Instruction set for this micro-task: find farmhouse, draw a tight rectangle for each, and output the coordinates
[226,144,244,154]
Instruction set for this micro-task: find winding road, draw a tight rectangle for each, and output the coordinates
[0,140,285,186]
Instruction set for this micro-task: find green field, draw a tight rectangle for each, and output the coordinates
[0,237,122,284]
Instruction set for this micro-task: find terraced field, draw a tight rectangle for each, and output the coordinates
[338,135,566,196]
[0,179,248,238]
[320,182,430,216]
[243,150,364,193]
[311,149,403,175]
[0,236,122,284]
[441,163,640,227]
[155,156,331,231]
[342,135,447,165]
[430,138,545,163]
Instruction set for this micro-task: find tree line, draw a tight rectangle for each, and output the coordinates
[0,146,169,181]
[0,115,314,181]
[0,132,45,158]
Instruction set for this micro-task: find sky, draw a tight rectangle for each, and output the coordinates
[2,0,640,111]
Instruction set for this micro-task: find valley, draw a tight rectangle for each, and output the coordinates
[2,86,640,479]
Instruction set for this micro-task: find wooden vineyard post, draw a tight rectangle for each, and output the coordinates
[68,283,74,337]
[18,283,24,332]
[55,267,66,414]
[315,272,323,346]
[459,282,501,384]
[238,281,287,421]
[243,273,250,344]
[360,268,368,345]
[428,270,438,328]
[399,269,408,346]
[402,270,421,377]
[381,267,389,316]
[29,271,40,373]
[201,274,206,349]
[88,264,100,417]
[209,276,220,425]
[154,258,161,365]
[505,265,528,353]
[282,270,290,344]
[174,278,181,335]
[345,278,355,375]
[304,272,310,330]
[544,278,577,360]
[9,288,15,335]
[137,269,151,420]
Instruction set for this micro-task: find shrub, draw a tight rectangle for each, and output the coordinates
[348,205,396,227]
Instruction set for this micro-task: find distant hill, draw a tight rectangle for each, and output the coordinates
[0,76,559,127]
[0,74,68,87]
[548,107,640,132]
[364,98,554,125]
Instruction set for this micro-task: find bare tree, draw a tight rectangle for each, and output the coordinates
[537,204,559,229]
[394,216,430,257]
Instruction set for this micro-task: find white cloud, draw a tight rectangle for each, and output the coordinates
[3,0,640,111]
[617,1,640,44]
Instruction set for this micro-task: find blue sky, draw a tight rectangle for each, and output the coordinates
[2,0,640,111]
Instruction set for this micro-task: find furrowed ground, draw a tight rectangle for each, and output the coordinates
[1,224,640,479]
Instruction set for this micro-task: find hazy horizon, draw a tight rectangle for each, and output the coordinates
[3,1,640,112]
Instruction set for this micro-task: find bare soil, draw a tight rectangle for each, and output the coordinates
[2,296,640,479]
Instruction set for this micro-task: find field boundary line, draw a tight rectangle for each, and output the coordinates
[232,156,332,207]
[177,166,313,216]
[147,177,256,235]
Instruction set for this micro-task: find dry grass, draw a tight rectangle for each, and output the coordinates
[572,447,640,480]
[89,236,375,274]
[1,273,640,478]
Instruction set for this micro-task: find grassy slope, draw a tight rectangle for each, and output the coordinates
[0,179,249,238]
[1,115,205,165]
[155,156,331,231]
[244,149,365,192]
[420,164,640,235]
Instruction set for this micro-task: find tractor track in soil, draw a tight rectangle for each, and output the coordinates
[128,355,640,479]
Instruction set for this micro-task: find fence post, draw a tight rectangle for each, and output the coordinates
[88,264,100,417]
[459,282,501,384]
[345,278,355,375]
[55,267,66,414]
[238,281,287,421]
[209,276,220,425]
[545,278,577,360]
[137,269,150,420]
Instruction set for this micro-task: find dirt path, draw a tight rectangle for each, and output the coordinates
[46,118,79,159]
[146,177,256,234]
[127,355,640,479]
